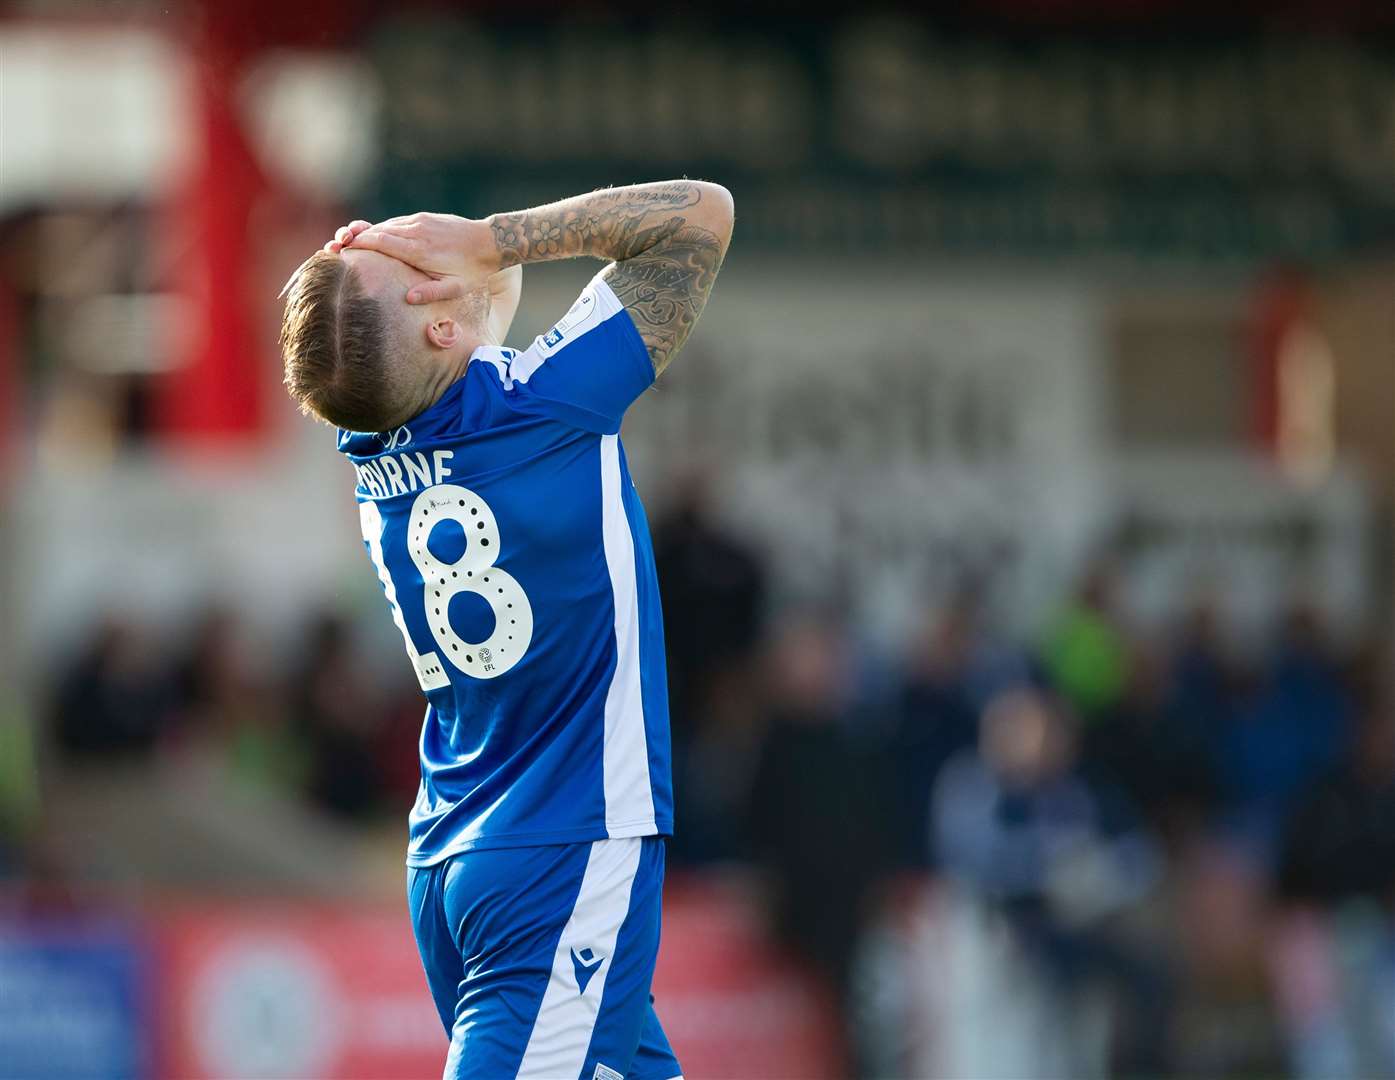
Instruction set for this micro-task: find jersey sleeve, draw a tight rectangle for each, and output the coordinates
[507,273,655,434]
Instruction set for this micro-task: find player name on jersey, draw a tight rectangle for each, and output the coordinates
[354,449,456,500]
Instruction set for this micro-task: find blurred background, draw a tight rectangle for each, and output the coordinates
[2,2,1393,1078]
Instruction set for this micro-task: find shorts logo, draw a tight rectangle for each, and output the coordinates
[593,1064,624,1080]
[570,947,604,994]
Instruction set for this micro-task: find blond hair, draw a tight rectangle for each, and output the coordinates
[279,252,411,431]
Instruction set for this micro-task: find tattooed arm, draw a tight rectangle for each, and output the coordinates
[346,181,734,376]
[486,181,733,374]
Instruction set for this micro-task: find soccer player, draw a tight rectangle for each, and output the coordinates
[277,181,734,1080]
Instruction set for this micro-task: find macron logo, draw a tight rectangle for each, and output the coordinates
[570,947,604,994]
[543,327,564,348]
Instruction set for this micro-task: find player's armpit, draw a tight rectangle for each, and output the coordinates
[601,222,727,377]
[487,265,523,345]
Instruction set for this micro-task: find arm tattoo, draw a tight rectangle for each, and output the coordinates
[489,183,700,267]
[602,225,725,376]
[488,183,726,374]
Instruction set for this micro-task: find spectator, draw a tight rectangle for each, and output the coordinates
[886,593,987,867]
[50,615,174,759]
[1220,603,1353,860]
[1271,654,1395,1079]
[1041,561,1131,723]
[745,614,892,1052]
[172,608,306,794]
[933,687,1169,1074]
[1165,593,1251,844]
[653,473,768,863]
[650,477,764,720]
[374,676,436,809]
[1083,639,1219,849]
[1168,595,1240,764]
[652,471,767,741]
[1279,663,1395,906]
[291,611,385,820]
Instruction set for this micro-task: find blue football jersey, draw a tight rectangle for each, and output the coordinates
[337,275,673,866]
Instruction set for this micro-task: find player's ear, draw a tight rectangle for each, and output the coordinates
[425,317,461,351]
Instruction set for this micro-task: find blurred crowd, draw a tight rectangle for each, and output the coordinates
[656,490,1395,1077]
[10,489,1395,1078]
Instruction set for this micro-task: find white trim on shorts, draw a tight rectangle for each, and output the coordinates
[516,837,643,1080]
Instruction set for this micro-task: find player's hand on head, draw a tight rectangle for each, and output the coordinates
[338,212,496,305]
[322,220,372,255]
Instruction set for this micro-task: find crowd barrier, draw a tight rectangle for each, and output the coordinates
[0,877,839,1080]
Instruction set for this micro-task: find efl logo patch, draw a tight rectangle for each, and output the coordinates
[544,288,597,349]
[593,1064,623,1080]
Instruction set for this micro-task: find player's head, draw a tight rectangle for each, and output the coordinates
[979,687,1072,786]
[279,249,489,432]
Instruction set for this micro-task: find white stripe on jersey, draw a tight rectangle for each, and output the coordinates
[599,433,657,834]
[517,837,642,1080]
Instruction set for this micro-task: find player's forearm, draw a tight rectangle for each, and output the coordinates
[483,181,734,271]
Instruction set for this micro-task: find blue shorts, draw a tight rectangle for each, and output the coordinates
[407,836,683,1080]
